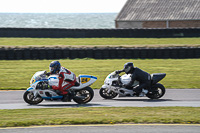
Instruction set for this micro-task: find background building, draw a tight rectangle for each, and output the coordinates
[115,0,200,28]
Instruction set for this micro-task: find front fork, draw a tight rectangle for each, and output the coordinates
[101,84,115,94]
[27,87,39,99]
[32,90,39,98]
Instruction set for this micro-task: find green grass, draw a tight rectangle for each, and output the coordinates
[0,59,200,90]
[1,38,199,128]
[0,38,200,48]
[0,107,200,127]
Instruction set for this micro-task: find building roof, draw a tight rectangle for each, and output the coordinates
[116,0,200,21]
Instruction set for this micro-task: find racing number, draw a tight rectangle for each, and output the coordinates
[81,78,90,84]
[31,79,36,84]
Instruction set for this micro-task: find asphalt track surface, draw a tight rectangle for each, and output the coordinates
[0,89,200,109]
[1,89,200,132]
[1,124,200,133]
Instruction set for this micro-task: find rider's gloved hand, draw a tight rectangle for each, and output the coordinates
[46,72,51,76]
[115,70,120,74]
[115,69,124,74]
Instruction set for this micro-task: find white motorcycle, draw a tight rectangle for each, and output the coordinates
[23,71,97,105]
[99,71,166,99]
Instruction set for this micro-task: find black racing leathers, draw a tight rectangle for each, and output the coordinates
[117,67,151,94]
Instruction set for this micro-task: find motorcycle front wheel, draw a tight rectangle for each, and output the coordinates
[146,83,166,99]
[23,91,43,105]
[73,87,94,104]
[99,88,118,99]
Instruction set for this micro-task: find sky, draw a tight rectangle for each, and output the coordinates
[0,0,127,13]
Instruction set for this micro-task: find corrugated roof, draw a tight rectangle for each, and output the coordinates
[116,0,200,21]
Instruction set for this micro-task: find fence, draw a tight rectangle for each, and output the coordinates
[0,28,199,38]
[1,47,200,60]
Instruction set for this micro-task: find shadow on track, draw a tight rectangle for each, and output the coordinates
[30,103,102,107]
[111,99,174,102]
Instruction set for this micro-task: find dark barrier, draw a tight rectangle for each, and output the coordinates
[1,47,200,60]
[0,28,200,38]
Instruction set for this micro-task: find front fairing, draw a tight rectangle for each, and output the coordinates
[103,72,139,88]
[104,71,118,85]
[106,71,118,79]
[29,71,48,86]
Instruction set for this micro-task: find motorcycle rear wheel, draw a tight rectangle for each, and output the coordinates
[99,88,118,99]
[73,87,94,104]
[23,91,43,105]
[146,83,165,99]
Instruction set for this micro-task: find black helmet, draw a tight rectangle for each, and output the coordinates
[49,61,61,74]
[124,62,134,74]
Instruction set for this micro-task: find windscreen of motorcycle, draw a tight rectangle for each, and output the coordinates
[30,71,47,85]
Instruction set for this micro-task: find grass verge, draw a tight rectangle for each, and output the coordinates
[0,107,200,127]
[0,59,200,89]
[0,37,200,48]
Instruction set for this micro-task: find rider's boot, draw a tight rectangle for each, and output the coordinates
[138,92,145,97]
[62,90,73,102]
[62,94,71,102]
[133,87,142,96]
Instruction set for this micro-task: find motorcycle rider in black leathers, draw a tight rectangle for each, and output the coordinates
[116,62,151,95]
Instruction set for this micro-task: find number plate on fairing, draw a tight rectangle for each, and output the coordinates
[81,78,91,84]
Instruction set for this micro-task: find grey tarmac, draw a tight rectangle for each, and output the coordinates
[0,124,200,133]
[0,89,200,109]
[0,89,200,132]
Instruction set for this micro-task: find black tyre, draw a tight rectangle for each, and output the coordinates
[99,88,118,99]
[73,87,94,104]
[23,91,43,105]
[146,83,166,99]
